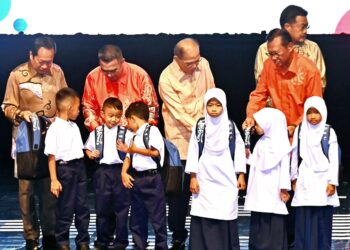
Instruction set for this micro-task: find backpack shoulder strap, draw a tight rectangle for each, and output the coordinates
[297,122,302,167]
[142,124,160,165]
[30,114,41,151]
[321,124,331,161]
[228,119,236,161]
[195,117,206,159]
[95,125,104,163]
[117,125,127,161]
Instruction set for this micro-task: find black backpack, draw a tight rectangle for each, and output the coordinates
[94,125,127,163]
[297,122,342,167]
[195,117,236,160]
[142,124,183,196]
[16,114,51,179]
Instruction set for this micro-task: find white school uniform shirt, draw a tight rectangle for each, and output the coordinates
[84,125,133,164]
[244,108,291,215]
[290,96,339,207]
[130,123,164,172]
[44,117,84,161]
[185,88,246,221]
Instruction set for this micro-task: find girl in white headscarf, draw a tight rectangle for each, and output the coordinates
[185,88,246,250]
[244,108,291,250]
[291,96,339,250]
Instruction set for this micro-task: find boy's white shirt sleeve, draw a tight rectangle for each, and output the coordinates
[185,126,199,174]
[233,124,246,174]
[44,124,57,156]
[279,153,291,191]
[327,128,339,186]
[290,126,300,181]
[149,126,165,166]
[84,130,96,151]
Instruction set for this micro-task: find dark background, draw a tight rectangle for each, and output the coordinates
[1,33,349,177]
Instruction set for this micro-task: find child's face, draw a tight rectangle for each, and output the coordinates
[254,123,264,135]
[101,107,122,129]
[306,107,322,125]
[206,98,223,118]
[68,97,80,120]
[126,116,137,132]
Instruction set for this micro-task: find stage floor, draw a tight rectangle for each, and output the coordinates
[0,165,349,250]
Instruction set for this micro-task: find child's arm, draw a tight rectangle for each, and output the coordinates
[121,157,134,189]
[117,139,160,157]
[280,189,290,202]
[327,128,339,196]
[190,173,200,194]
[290,126,300,191]
[279,154,291,201]
[85,149,100,160]
[48,154,62,198]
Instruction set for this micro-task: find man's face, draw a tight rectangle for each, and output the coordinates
[284,15,309,44]
[100,59,123,81]
[30,47,55,75]
[175,46,201,75]
[267,36,293,69]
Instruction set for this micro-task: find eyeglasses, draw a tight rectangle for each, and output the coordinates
[180,57,202,67]
[292,23,310,32]
[101,67,119,76]
[266,51,283,58]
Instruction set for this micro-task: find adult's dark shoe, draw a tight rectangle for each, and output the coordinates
[169,240,185,250]
[26,239,40,250]
[77,243,90,250]
[42,235,58,250]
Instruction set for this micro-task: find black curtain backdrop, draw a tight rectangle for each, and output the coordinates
[1,34,349,172]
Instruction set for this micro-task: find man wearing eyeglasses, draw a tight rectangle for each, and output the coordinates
[2,37,67,250]
[82,44,159,131]
[159,38,215,250]
[254,5,326,91]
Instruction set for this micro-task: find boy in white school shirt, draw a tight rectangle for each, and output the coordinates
[85,97,133,250]
[117,101,167,250]
[44,87,90,250]
[291,96,339,250]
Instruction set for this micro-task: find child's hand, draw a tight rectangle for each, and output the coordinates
[245,148,251,158]
[91,150,100,159]
[326,184,335,196]
[190,176,200,194]
[237,173,246,190]
[117,140,129,153]
[292,179,297,191]
[121,172,134,189]
[51,179,62,198]
[280,189,290,203]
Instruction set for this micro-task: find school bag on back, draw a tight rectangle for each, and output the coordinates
[297,122,342,167]
[16,114,51,179]
[195,117,236,160]
[94,125,127,163]
[143,124,183,196]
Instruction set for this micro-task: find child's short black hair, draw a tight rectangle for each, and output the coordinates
[102,97,123,111]
[55,87,80,112]
[125,101,149,121]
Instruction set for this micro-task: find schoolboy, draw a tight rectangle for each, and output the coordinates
[118,101,167,250]
[44,87,90,250]
[85,97,132,250]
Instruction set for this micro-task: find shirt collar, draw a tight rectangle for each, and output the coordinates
[136,123,148,136]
